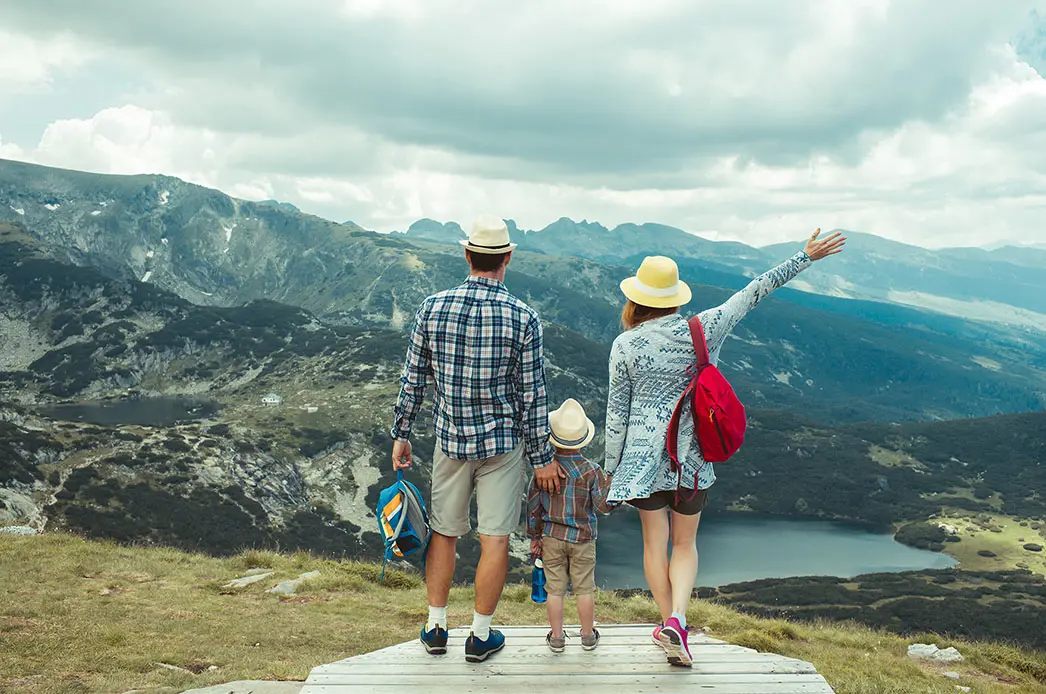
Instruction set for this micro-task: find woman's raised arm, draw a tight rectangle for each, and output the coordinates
[700,229,846,354]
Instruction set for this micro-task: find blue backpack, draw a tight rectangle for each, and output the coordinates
[376,471,430,580]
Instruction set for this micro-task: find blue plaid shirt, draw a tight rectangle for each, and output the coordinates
[392,276,554,469]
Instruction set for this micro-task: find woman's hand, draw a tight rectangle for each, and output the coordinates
[804,228,847,261]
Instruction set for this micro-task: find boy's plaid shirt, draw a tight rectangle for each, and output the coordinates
[527,451,613,543]
[392,276,554,469]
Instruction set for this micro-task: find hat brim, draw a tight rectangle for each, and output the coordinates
[620,277,692,309]
[459,240,519,255]
[549,417,596,450]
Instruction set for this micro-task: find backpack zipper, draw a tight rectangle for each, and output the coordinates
[709,407,728,453]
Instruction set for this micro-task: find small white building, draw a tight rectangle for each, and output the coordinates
[261,393,283,407]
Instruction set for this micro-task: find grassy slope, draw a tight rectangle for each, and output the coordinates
[2,535,1046,694]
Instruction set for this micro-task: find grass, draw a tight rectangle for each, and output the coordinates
[939,513,1046,576]
[1,534,1046,693]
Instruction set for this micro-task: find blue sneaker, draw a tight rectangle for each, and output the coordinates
[420,625,448,655]
[465,628,505,662]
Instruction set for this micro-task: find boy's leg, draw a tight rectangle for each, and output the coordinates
[569,541,598,636]
[577,594,595,635]
[547,594,566,638]
[542,537,569,640]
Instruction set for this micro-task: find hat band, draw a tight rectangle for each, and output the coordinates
[634,277,682,298]
[468,241,512,251]
[551,430,589,447]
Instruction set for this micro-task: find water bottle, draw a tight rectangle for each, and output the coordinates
[531,558,548,603]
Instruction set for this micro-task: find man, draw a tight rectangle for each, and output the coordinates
[391,215,565,663]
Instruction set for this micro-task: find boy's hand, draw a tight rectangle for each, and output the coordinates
[530,538,543,558]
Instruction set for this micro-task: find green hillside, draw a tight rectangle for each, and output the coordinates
[2,534,1045,694]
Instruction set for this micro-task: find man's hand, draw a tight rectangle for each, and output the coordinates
[530,538,543,559]
[804,228,847,261]
[392,439,413,470]
[535,459,568,493]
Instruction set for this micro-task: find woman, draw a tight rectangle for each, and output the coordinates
[604,229,846,667]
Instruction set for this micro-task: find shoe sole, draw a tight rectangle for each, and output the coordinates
[582,642,598,651]
[548,644,565,653]
[465,642,504,663]
[422,642,447,655]
[659,628,692,668]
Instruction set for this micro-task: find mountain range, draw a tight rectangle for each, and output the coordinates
[2,157,1046,566]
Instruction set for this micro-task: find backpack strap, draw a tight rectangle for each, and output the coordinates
[688,316,710,368]
[671,316,711,505]
[381,471,409,583]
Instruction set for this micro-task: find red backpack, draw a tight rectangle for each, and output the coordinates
[666,316,747,493]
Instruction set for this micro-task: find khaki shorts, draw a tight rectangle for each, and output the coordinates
[542,536,596,597]
[430,445,526,537]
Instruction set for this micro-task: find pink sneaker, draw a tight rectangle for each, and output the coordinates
[659,617,692,667]
[651,623,664,647]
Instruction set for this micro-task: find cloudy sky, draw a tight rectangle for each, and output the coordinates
[1,1,1044,248]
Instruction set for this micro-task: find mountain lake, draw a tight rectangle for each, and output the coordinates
[596,510,957,589]
[38,397,220,427]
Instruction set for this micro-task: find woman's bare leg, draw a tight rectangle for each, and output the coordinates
[638,507,672,622]
[668,511,702,617]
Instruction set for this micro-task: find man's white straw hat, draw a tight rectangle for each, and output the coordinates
[459,215,518,255]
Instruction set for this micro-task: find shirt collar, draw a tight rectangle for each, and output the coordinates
[554,450,586,464]
[466,275,506,290]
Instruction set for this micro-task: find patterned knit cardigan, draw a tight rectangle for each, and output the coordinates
[604,251,813,504]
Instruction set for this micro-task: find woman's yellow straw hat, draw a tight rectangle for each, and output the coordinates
[620,256,692,309]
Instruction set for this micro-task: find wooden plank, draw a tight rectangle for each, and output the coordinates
[316,649,799,668]
[303,686,831,694]
[307,659,817,678]
[447,626,722,641]
[335,642,757,663]
[301,674,834,693]
[300,624,835,694]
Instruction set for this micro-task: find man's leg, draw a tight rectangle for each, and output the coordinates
[426,531,458,611]
[472,446,526,640]
[425,448,472,637]
[474,532,510,615]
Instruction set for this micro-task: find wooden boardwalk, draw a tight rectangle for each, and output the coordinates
[300,624,834,693]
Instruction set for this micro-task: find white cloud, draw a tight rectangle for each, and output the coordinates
[0,2,1044,248]
[0,30,93,95]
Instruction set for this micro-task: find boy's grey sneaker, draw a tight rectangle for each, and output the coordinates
[582,628,600,651]
[546,630,566,653]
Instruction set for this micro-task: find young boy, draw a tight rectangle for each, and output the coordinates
[527,398,613,652]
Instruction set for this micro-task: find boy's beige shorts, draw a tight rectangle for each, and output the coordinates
[542,536,596,597]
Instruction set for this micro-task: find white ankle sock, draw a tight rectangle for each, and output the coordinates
[472,611,493,640]
[671,611,687,629]
[427,605,447,631]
